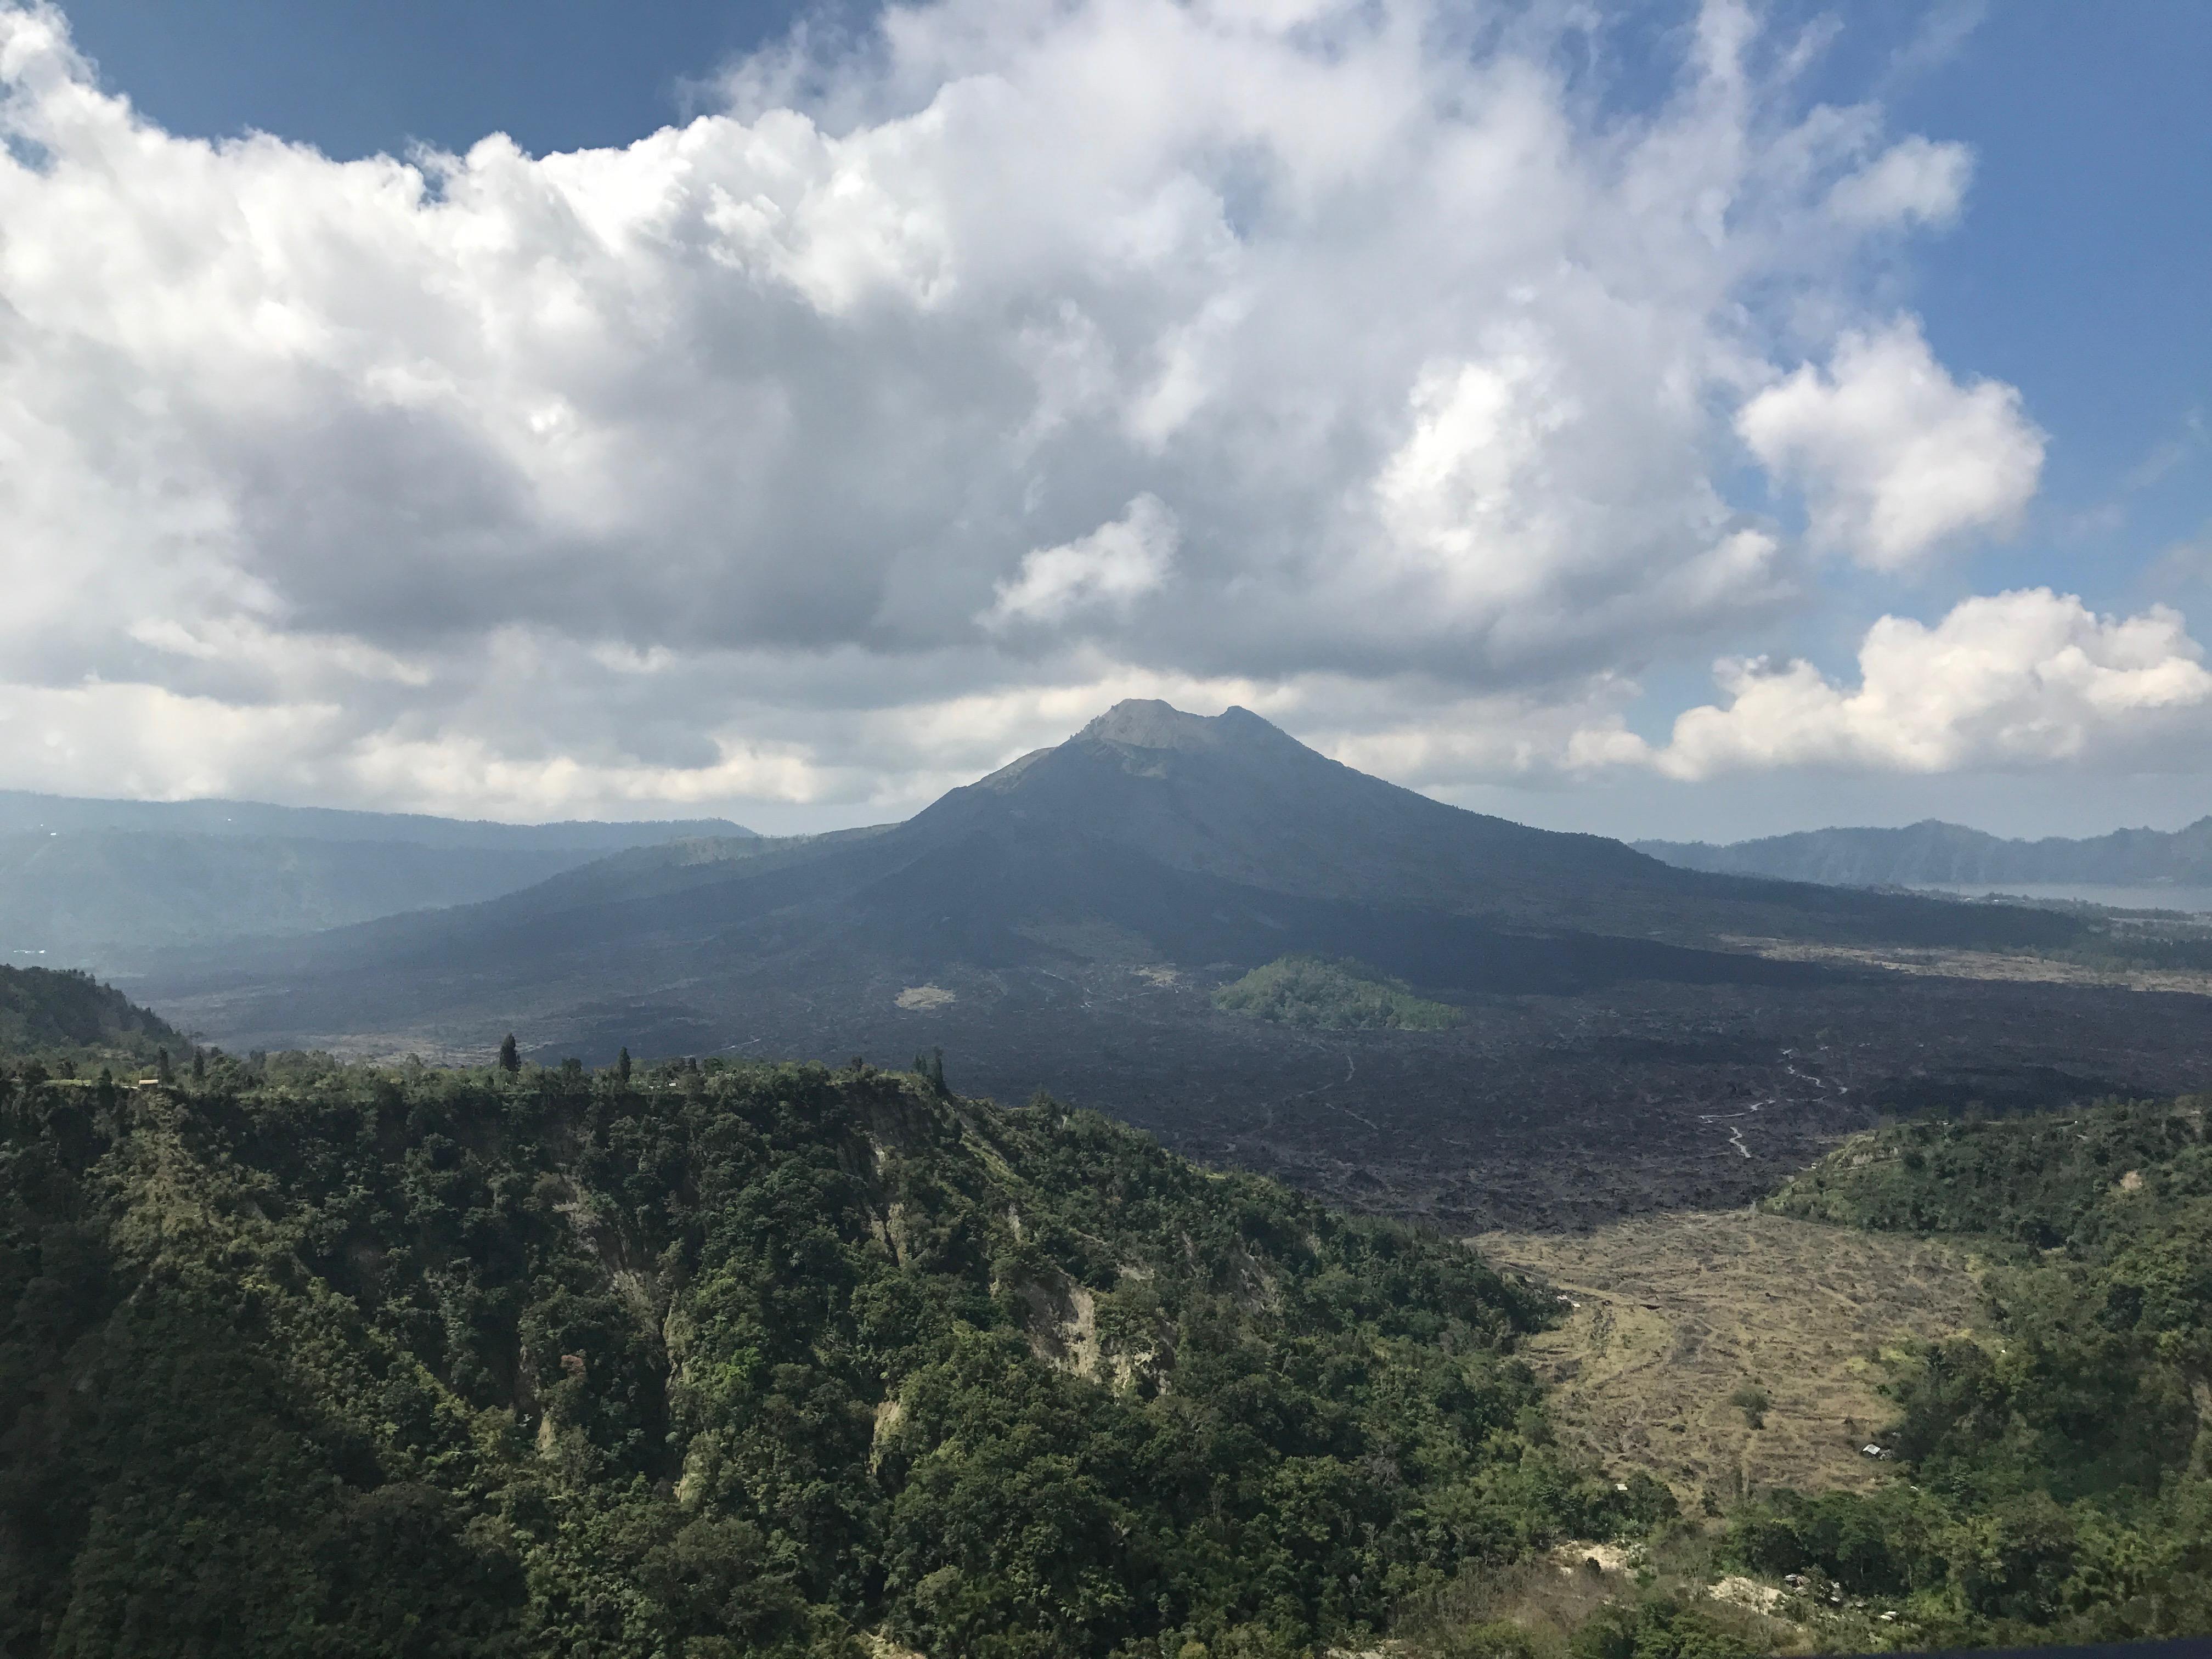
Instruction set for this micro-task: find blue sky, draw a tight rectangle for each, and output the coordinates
[4,0,2209,837]
[1876,4,2209,606]
[52,0,807,159]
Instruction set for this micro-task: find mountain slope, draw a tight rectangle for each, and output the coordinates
[0,965,185,1066]
[916,701,1664,919]
[1639,816,2212,890]
[129,695,1954,1049]
[0,1050,1647,1656]
[178,700,2072,996]
[872,702,2080,949]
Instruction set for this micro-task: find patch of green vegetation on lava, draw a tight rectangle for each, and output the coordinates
[1214,955,1463,1032]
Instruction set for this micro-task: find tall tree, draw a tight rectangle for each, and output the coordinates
[913,1046,947,1094]
[498,1032,520,1074]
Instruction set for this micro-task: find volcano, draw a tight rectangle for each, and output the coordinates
[140,698,2072,1045]
[136,700,2193,1233]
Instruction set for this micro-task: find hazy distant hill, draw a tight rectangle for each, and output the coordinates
[0,790,754,970]
[1637,817,2212,889]
[0,787,749,850]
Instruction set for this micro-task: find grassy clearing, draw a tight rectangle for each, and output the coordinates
[1475,1209,1979,1510]
[1212,954,1462,1030]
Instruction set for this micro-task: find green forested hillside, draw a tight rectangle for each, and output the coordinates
[21,968,2207,1655]
[0,1048,1651,1658]
[0,964,185,1066]
[1735,1098,2212,1644]
[1768,1093,2211,1245]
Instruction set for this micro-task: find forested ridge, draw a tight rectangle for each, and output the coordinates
[0,1037,1657,1658]
[1734,1097,2212,1644]
[0,964,185,1067]
[1212,956,1463,1032]
[10,955,2212,1656]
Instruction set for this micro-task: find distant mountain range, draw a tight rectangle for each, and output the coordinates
[0,788,750,849]
[0,789,752,968]
[1637,817,2212,891]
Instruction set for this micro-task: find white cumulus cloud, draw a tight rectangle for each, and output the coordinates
[1738,317,2045,571]
[1609,590,2212,780]
[0,0,2089,822]
[981,495,1177,631]
[1825,135,1972,228]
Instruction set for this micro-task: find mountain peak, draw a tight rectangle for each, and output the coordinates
[1081,699,1283,753]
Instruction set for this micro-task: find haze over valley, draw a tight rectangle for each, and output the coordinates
[0,790,753,970]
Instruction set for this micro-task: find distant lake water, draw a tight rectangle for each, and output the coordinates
[1910,882,2212,915]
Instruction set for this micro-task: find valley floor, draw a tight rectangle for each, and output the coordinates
[149,956,2212,1233]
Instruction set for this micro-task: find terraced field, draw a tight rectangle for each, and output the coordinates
[1476,1209,1982,1506]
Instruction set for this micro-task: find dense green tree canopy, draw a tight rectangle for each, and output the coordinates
[0,1049,1638,1657]
[0,965,185,1070]
[1734,1097,2212,1645]
[1212,956,1462,1032]
[8,968,2210,1656]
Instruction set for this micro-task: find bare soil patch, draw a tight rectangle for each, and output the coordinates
[1727,935,2212,997]
[895,985,956,1010]
[1392,1544,1807,1659]
[1476,1209,1979,1506]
